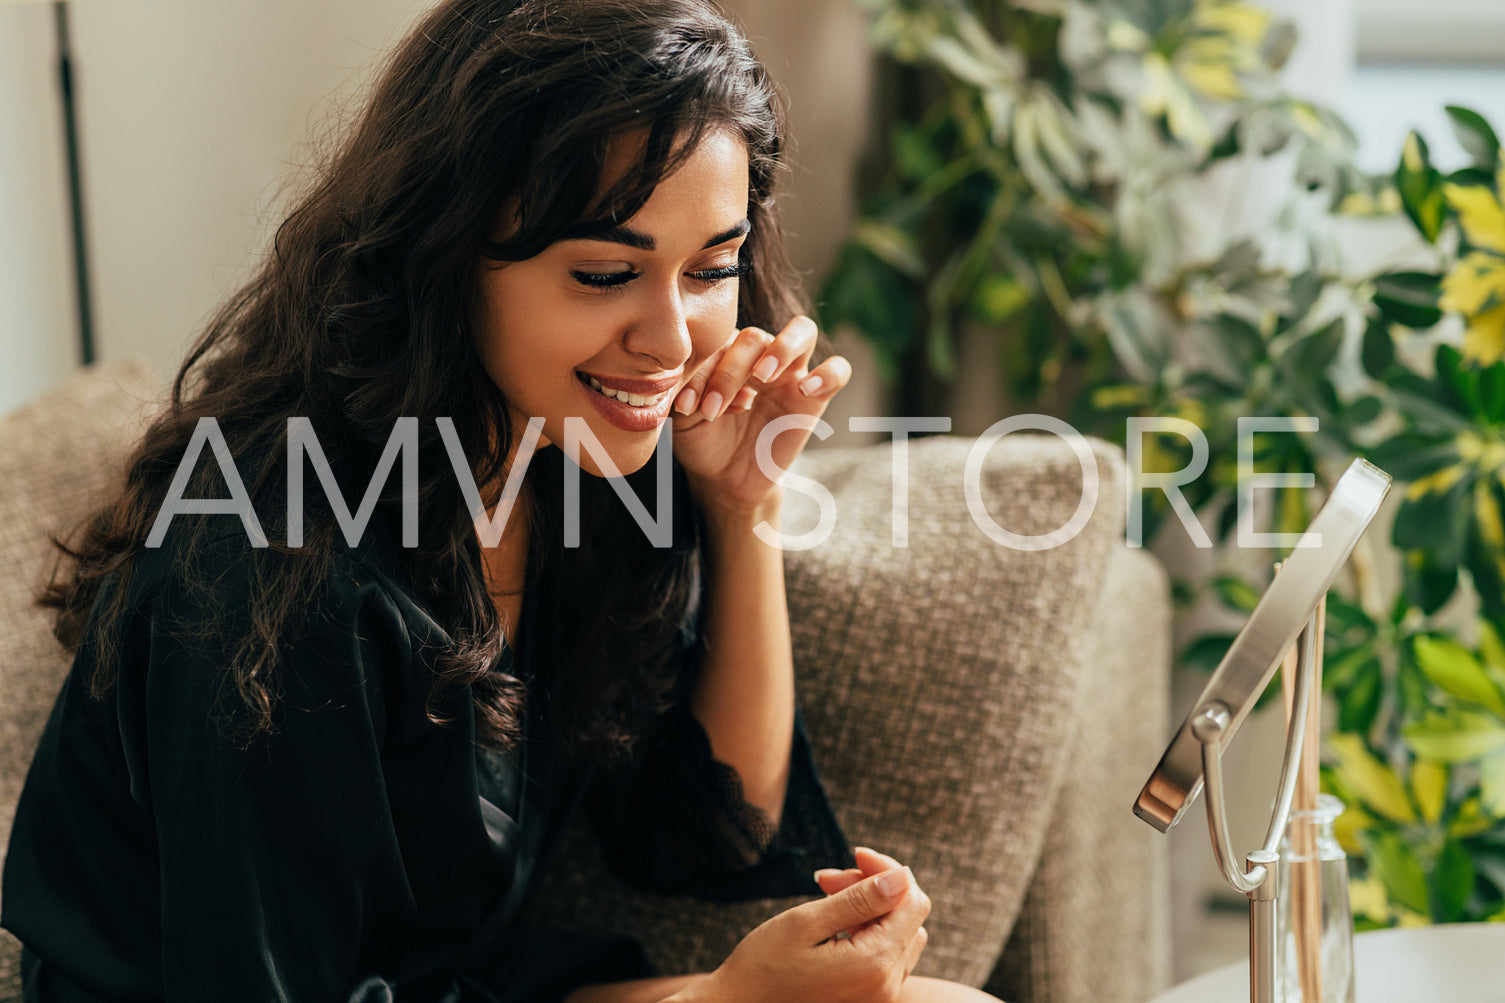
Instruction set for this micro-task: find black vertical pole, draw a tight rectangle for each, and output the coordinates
[54,0,95,367]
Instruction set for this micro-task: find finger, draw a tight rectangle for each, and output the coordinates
[814,868,864,896]
[796,354,853,400]
[671,350,722,417]
[853,846,904,876]
[748,315,819,386]
[859,869,929,947]
[698,326,774,420]
[903,925,929,978]
[671,334,740,417]
[729,386,757,411]
[800,867,913,941]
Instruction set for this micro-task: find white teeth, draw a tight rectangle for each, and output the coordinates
[584,375,666,408]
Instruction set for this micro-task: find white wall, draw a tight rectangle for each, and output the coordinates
[0,0,430,415]
[0,3,78,416]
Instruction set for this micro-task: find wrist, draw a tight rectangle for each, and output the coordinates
[695,485,783,536]
[663,969,739,1003]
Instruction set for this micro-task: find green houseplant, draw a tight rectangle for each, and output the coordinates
[821,0,1505,927]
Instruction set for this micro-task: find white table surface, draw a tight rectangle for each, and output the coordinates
[1151,923,1505,1002]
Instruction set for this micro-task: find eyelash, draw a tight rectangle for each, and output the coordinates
[571,261,749,291]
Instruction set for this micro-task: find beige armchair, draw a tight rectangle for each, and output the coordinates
[0,360,1171,1002]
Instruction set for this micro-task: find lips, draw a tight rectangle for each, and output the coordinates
[575,371,681,397]
[575,371,680,432]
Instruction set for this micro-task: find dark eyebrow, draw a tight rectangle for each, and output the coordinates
[701,219,751,249]
[559,218,751,252]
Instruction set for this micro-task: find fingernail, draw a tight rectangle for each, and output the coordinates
[700,390,723,419]
[799,374,823,396]
[753,355,778,382]
[876,868,910,898]
[676,387,698,415]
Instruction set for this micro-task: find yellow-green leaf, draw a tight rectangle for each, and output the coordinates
[1482,749,1505,817]
[1480,620,1505,672]
[1365,831,1429,915]
[1330,734,1417,824]
[1403,711,1505,762]
[1333,802,1378,857]
[1413,635,1505,717]
[1450,796,1494,838]
[1411,758,1448,823]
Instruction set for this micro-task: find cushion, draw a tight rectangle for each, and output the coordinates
[523,434,1131,986]
[0,359,157,997]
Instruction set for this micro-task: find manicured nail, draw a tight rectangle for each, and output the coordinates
[799,374,823,396]
[753,355,778,382]
[700,390,723,419]
[875,867,910,898]
[676,387,698,414]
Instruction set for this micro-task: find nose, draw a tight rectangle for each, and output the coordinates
[623,277,693,371]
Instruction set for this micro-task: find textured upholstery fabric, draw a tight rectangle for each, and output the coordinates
[0,363,1171,1003]
[985,544,1173,1002]
[0,360,158,998]
[523,437,1174,1001]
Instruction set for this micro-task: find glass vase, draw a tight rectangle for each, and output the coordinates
[1276,793,1356,1003]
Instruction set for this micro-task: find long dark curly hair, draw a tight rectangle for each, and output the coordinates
[40,0,804,761]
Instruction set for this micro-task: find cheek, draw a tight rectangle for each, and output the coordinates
[689,291,741,363]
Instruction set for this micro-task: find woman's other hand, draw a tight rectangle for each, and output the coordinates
[669,314,850,517]
[679,863,931,1003]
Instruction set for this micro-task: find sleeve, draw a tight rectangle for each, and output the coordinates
[583,602,853,902]
[129,553,419,1002]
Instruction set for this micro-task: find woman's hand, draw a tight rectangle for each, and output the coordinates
[815,845,907,898]
[669,864,931,1003]
[669,315,850,518]
[815,846,911,939]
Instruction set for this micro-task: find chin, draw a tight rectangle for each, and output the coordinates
[561,423,663,480]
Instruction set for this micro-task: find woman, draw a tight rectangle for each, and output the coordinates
[2,2,1000,1001]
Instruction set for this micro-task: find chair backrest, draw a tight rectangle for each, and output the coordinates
[0,359,157,999]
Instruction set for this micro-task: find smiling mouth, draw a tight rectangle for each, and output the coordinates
[577,373,672,408]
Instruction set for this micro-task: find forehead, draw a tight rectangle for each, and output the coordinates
[599,127,750,224]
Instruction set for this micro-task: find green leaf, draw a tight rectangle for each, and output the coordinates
[1482,749,1505,818]
[968,273,1029,325]
[1338,660,1384,735]
[1413,635,1505,717]
[1434,839,1476,922]
[1387,371,1470,433]
[1412,758,1448,824]
[1330,734,1417,823]
[1479,362,1505,425]
[1180,633,1237,672]
[1325,644,1376,690]
[1366,831,1430,914]
[1445,106,1502,172]
[1283,317,1344,377]
[1396,131,1446,243]
[1393,469,1473,566]
[817,243,920,378]
[852,220,926,279]
[1213,574,1262,613]
[1347,395,1385,426]
[1480,619,1505,673]
[1373,272,1445,329]
[1366,435,1462,484]
[1361,318,1397,378]
[1436,343,1482,418]
[1403,710,1505,762]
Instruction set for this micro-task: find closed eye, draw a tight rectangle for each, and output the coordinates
[571,269,639,289]
[689,261,749,285]
[571,261,748,292]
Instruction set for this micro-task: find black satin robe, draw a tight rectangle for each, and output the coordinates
[2,526,851,1003]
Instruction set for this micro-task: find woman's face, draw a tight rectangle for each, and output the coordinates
[477,128,751,477]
